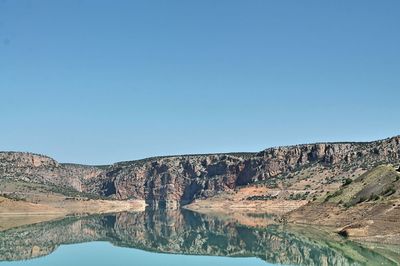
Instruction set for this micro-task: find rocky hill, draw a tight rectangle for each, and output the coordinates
[0,152,103,192]
[283,164,400,242]
[84,135,400,205]
[1,135,399,205]
[325,165,400,206]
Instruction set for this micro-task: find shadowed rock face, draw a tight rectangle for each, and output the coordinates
[88,154,247,204]
[1,136,400,203]
[0,209,397,265]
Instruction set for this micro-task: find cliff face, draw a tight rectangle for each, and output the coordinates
[0,152,102,191]
[1,136,400,204]
[87,154,247,203]
[85,136,400,203]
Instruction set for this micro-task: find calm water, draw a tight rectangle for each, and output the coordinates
[0,208,398,266]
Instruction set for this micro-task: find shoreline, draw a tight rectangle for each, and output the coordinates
[0,197,146,231]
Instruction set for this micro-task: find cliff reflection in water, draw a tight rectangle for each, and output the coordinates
[0,208,398,265]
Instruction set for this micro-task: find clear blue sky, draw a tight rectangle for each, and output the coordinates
[0,1,399,165]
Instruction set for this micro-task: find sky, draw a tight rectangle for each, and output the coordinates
[0,0,399,165]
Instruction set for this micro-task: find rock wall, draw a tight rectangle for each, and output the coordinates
[1,136,399,203]
[85,136,400,203]
[0,152,102,191]
[87,154,246,203]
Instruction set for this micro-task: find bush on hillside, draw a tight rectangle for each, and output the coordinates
[342,178,353,187]
[383,187,396,196]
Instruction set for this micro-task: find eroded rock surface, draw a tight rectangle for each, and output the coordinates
[86,136,400,203]
[0,152,102,191]
[1,136,400,204]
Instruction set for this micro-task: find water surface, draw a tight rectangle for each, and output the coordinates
[0,208,398,265]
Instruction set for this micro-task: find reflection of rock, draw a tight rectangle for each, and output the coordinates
[0,209,397,265]
[30,246,42,257]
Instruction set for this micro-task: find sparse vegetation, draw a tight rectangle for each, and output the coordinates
[0,193,26,201]
[322,165,400,207]
[342,178,352,187]
[289,192,309,200]
[324,190,343,202]
[246,194,277,201]
[383,187,396,196]
[338,230,349,238]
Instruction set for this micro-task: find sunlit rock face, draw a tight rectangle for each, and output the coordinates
[88,154,246,203]
[85,136,400,203]
[0,152,102,191]
[0,209,395,265]
[1,136,399,203]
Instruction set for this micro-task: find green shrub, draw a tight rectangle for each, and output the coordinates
[338,230,349,238]
[383,187,396,196]
[342,178,352,186]
[312,195,317,201]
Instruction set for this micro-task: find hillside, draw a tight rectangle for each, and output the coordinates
[1,136,399,206]
[84,135,400,205]
[285,164,400,243]
[0,152,103,192]
[325,165,400,206]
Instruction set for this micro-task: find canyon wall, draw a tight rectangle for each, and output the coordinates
[1,136,399,204]
[0,152,102,191]
[85,136,400,203]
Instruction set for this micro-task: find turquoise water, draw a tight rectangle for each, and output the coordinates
[3,242,270,266]
[0,209,398,265]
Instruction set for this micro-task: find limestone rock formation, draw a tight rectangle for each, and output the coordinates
[0,152,102,191]
[1,136,399,204]
[85,136,400,204]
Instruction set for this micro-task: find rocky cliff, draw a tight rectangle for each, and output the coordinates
[85,136,400,204]
[0,152,102,191]
[1,136,399,204]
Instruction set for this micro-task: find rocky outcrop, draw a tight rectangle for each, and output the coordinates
[85,136,400,204]
[0,152,58,169]
[87,154,248,204]
[1,136,400,204]
[0,152,102,191]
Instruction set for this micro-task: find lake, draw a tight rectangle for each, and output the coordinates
[0,208,398,265]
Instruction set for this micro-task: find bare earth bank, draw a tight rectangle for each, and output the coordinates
[0,196,146,231]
